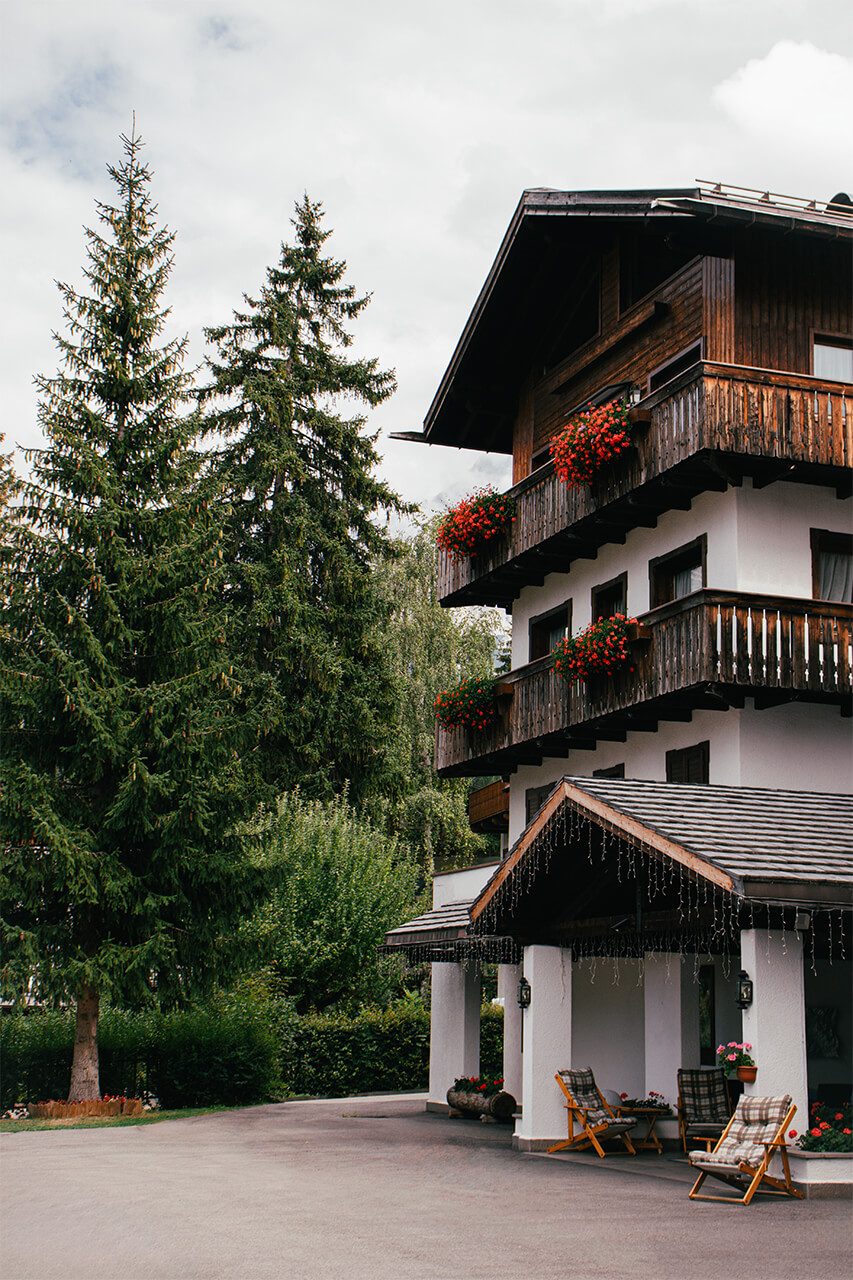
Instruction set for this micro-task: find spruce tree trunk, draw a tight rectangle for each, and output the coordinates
[68,985,101,1101]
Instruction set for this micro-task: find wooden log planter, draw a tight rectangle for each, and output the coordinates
[446,1087,518,1123]
[27,1097,144,1119]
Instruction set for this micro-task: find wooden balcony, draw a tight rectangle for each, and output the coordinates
[437,364,852,608]
[467,779,509,832]
[435,592,853,777]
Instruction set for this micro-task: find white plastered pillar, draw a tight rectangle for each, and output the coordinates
[498,962,523,1102]
[643,953,700,1105]
[514,944,572,1151]
[427,962,481,1111]
[740,928,808,1128]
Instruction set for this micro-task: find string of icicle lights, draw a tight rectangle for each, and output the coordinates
[469,798,850,975]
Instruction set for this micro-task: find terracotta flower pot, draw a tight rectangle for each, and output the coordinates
[736,1065,757,1083]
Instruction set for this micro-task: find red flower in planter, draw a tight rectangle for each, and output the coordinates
[550,400,632,488]
[554,614,637,683]
[434,676,502,731]
[436,488,516,561]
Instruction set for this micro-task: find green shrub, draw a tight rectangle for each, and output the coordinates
[283,1002,505,1098]
[0,1011,73,1110]
[1,995,289,1111]
[151,1002,281,1108]
[479,1006,504,1083]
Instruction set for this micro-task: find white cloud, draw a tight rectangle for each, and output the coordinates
[2,3,851,516]
[712,41,853,191]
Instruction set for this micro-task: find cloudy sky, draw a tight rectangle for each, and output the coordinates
[2,0,851,518]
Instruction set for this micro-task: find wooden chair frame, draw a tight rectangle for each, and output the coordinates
[547,1072,637,1158]
[688,1102,804,1205]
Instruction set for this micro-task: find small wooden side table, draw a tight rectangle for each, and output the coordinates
[616,1106,670,1153]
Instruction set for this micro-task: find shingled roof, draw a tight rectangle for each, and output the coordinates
[471,778,853,922]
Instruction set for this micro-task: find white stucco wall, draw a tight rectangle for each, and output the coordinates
[510,479,851,668]
[570,959,646,1099]
[507,700,850,846]
[741,928,809,1126]
[432,861,499,909]
[738,702,852,793]
[734,481,851,597]
[428,962,481,1106]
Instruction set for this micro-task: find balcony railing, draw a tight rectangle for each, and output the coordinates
[467,779,510,832]
[437,364,853,607]
[435,592,853,776]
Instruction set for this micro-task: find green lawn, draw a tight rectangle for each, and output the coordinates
[0,1104,256,1133]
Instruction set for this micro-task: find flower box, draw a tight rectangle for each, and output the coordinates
[26,1097,143,1119]
[553,614,637,682]
[435,677,510,731]
[550,400,632,488]
[436,489,516,561]
[787,1150,853,1199]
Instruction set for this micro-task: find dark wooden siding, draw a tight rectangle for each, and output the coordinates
[513,248,739,479]
[734,237,852,372]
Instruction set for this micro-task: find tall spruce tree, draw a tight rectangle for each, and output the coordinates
[202,198,408,803]
[0,131,261,1100]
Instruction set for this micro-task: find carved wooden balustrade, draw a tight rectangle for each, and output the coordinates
[437,364,853,607]
[435,592,853,776]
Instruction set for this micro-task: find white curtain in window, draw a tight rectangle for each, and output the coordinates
[673,563,703,599]
[819,551,853,602]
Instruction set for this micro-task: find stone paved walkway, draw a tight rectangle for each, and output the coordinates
[2,1094,850,1280]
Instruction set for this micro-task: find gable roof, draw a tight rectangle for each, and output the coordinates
[471,778,853,925]
[414,182,853,454]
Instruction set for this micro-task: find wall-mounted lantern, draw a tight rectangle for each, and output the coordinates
[736,969,754,1010]
[517,976,532,1009]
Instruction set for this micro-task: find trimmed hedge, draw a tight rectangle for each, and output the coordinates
[284,1004,504,1097]
[1,1003,281,1111]
[1,1001,505,1109]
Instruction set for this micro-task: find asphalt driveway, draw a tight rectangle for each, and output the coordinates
[2,1093,850,1280]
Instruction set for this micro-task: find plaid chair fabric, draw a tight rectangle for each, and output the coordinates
[557,1069,636,1131]
[689,1095,793,1170]
[678,1068,730,1124]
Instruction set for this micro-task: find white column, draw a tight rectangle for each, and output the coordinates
[740,928,808,1128]
[643,953,700,1106]
[514,944,572,1151]
[427,962,481,1111]
[498,962,523,1103]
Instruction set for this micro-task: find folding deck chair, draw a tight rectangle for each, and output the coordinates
[677,1067,733,1153]
[688,1094,804,1204]
[547,1068,638,1157]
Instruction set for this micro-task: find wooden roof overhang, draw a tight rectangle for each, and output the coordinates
[469,779,853,958]
[414,184,853,456]
[379,900,520,965]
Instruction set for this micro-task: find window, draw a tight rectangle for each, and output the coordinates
[649,536,706,608]
[591,573,627,622]
[529,600,572,662]
[647,340,703,394]
[811,529,853,603]
[666,741,710,784]
[592,763,625,779]
[813,335,853,382]
[525,783,556,825]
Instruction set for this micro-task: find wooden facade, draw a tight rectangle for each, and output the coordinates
[424,187,852,782]
[436,593,853,776]
[439,364,852,608]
